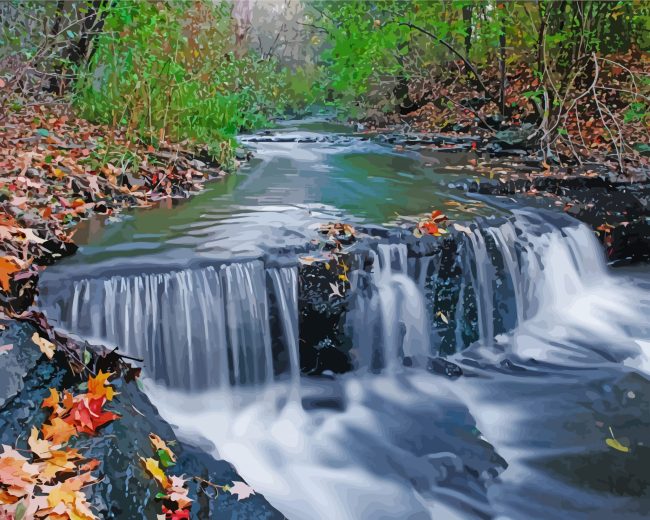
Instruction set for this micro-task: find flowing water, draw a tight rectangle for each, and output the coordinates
[38,122,650,519]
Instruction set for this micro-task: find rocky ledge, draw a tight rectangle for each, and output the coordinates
[0,317,283,519]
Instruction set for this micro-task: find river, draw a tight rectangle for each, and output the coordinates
[37,122,650,519]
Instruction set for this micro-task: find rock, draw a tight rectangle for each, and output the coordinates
[0,323,283,519]
[493,123,538,147]
[0,320,43,408]
[428,357,463,379]
[298,258,354,374]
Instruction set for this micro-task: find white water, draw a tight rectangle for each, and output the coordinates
[142,211,650,519]
[348,244,432,371]
[40,262,301,390]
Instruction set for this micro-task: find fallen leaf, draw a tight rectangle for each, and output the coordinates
[0,257,20,292]
[40,448,80,481]
[42,388,60,409]
[32,333,56,359]
[329,282,343,299]
[228,481,255,501]
[42,417,77,445]
[149,433,176,465]
[606,437,630,453]
[141,457,169,489]
[0,446,39,498]
[87,370,116,401]
[28,427,56,459]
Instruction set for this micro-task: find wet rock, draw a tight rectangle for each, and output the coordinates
[609,219,650,264]
[493,123,538,147]
[0,320,42,408]
[298,258,354,374]
[428,357,463,379]
[0,328,283,519]
[0,270,39,314]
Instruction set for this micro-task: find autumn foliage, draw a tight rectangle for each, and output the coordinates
[0,371,118,519]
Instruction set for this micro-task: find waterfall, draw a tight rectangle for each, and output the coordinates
[348,243,432,371]
[269,267,300,382]
[40,207,630,384]
[40,262,300,391]
[345,209,620,363]
[437,208,615,354]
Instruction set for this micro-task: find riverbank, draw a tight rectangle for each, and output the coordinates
[0,104,283,519]
[0,103,231,314]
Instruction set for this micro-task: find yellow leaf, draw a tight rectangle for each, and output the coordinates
[41,449,78,481]
[606,437,629,453]
[141,457,169,489]
[32,333,56,359]
[87,370,116,401]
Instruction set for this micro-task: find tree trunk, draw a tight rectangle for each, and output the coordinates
[498,9,506,116]
[232,0,253,57]
[462,4,473,57]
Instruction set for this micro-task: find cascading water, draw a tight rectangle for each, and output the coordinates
[347,243,432,371]
[39,261,301,391]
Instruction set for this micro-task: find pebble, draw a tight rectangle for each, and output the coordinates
[627,391,635,399]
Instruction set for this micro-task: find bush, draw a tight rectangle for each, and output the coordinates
[74,1,291,160]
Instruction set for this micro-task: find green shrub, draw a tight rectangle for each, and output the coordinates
[74,0,292,161]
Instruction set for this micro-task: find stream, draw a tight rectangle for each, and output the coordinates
[37,122,650,519]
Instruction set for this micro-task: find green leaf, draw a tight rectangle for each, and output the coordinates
[15,502,26,520]
[36,128,49,137]
[157,448,176,468]
[83,349,92,365]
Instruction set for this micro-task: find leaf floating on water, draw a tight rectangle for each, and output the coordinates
[299,255,318,265]
[606,427,629,453]
[436,311,449,324]
[32,333,56,359]
[605,437,629,453]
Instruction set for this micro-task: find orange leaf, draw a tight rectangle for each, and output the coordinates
[87,370,116,401]
[42,388,60,409]
[0,256,20,292]
[42,417,77,445]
